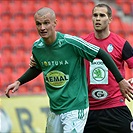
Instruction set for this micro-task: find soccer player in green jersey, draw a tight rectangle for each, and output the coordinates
[5,7,133,133]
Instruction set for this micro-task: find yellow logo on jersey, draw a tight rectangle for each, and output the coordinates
[46,70,69,88]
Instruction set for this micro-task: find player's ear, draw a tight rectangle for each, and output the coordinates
[109,17,112,24]
[54,19,57,27]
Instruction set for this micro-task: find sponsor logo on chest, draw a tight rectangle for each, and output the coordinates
[42,60,69,67]
[46,70,69,88]
[92,89,108,100]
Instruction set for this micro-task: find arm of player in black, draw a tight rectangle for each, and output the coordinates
[96,48,123,82]
[96,48,133,101]
[5,67,42,98]
[17,67,42,85]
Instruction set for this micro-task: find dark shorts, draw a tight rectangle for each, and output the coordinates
[84,106,133,133]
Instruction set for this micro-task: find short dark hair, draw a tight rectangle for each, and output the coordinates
[92,4,112,17]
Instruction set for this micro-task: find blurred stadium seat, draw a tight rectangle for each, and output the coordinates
[0,0,10,14]
[9,0,23,15]
[31,83,44,93]
[55,16,63,31]
[82,1,95,18]
[60,2,72,17]
[17,84,29,94]
[71,2,85,18]
[110,16,123,33]
[1,30,13,50]
[23,15,36,34]
[85,19,94,33]
[121,2,132,15]
[23,35,35,51]
[126,31,133,46]
[48,1,61,16]
[1,47,14,67]
[11,13,25,32]
[21,0,36,16]
[1,12,11,33]
[74,16,88,36]
[61,16,75,34]
[122,22,133,33]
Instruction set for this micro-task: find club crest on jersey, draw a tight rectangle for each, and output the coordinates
[107,44,113,52]
[58,39,64,47]
[46,70,69,88]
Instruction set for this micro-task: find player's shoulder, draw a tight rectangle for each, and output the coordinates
[110,32,126,42]
[80,32,94,41]
[34,38,42,44]
[64,33,84,44]
[57,31,74,41]
[56,31,77,43]
[32,38,44,48]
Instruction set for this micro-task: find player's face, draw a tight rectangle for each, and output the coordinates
[34,13,56,39]
[92,7,112,31]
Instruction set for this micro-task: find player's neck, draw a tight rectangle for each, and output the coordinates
[44,31,57,45]
[95,30,110,39]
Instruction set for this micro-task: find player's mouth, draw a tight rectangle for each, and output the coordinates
[40,31,47,36]
[95,23,101,27]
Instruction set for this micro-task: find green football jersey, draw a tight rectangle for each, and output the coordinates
[32,32,100,114]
